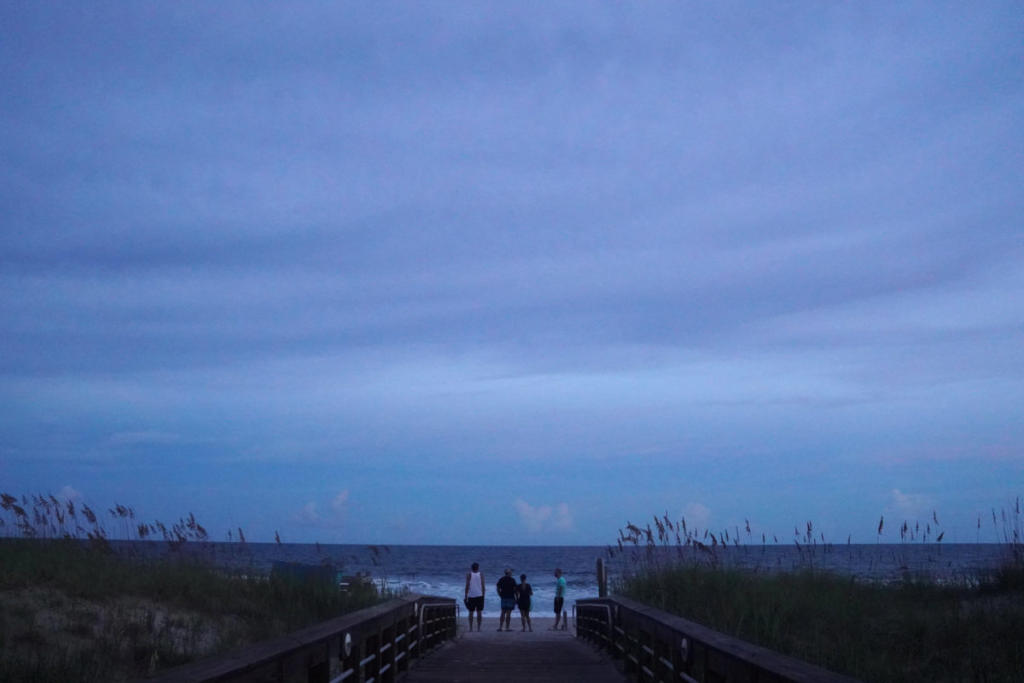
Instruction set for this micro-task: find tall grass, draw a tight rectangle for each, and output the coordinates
[610,499,1024,682]
[0,492,384,683]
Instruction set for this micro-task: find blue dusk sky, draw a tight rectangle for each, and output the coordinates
[2,2,1022,546]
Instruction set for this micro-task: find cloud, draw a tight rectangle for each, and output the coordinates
[889,489,934,517]
[297,502,320,524]
[514,499,574,534]
[331,489,350,512]
[682,502,712,530]
[58,485,82,502]
[296,490,349,528]
[108,431,181,447]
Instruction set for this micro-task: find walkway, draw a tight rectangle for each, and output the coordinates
[405,617,626,683]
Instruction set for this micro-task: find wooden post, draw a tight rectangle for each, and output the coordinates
[596,557,607,597]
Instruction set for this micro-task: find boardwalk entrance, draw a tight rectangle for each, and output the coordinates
[141,592,858,682]
[404,619,626,682]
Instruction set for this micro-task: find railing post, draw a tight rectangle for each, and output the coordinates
[409,601,419,663]
[349,637,364,683]
[596,557,607,597]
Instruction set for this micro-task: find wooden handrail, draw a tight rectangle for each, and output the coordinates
[576,595,861,683]
[140,594,456,682]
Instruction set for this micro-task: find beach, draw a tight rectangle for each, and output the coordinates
[457,616,572,635]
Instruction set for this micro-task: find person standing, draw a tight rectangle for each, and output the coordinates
[552,567,567,630]
[464,562,484,632]
[516,573,533,632]
[496,568,518,631]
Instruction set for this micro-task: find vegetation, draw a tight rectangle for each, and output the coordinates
[610,499,1024,682]
[0,493,384,683]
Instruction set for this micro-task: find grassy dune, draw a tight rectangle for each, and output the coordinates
[611,503,1024,682]
[0,494,383,683]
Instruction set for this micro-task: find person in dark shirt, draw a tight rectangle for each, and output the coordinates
[495,568,518,631]
[516,573,533,632]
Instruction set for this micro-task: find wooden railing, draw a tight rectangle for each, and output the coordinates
[575,596,860,683]
[143,594,457,683]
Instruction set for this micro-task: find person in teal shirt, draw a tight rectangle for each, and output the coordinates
[552,567,567,630]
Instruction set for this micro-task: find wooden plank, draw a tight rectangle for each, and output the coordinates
[404,618,626,683]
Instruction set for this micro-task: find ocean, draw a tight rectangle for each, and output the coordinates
[121,541,1016,617]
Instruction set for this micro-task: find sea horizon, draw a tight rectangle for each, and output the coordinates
[88,539,1019,617]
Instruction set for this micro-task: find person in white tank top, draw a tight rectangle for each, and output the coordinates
[464,562,485,631]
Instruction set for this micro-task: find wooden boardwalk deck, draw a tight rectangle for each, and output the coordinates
[404,617,626,682]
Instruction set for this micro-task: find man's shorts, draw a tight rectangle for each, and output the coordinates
[501,597,516,611]
[467,596,484,612]
[554,596,564,614]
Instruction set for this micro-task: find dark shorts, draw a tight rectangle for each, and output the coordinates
[554,596,564,614]
[501,597,516,612]
[467,596,484,612]
[518,599,531,612]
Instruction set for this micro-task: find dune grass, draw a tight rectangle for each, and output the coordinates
[618,564,1023,681]
[611,500,1024,682]
[0,493,384,683]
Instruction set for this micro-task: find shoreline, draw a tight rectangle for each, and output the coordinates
[456,616,573,634]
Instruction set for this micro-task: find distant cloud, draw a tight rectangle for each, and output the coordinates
[296,489,349,527]
[331,489,350,512]
[298,502,320,523]
[889,489,933,517]
[683,502,712,530]
[108,431,180,446]
[514,499,573,534]
[58,485,82,502]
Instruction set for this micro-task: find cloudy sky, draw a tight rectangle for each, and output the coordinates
[2,2,1022,546]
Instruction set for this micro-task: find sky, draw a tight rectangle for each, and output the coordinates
[1,2,1022,546]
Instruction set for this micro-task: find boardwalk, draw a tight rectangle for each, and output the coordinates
[405,617,626,682]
